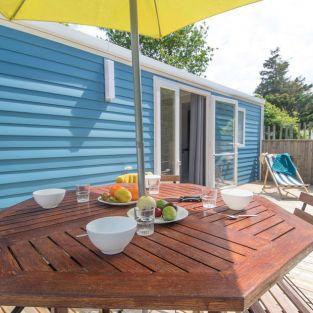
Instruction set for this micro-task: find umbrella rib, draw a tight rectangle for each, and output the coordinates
[10,0,27,20]
[153,0,162,38]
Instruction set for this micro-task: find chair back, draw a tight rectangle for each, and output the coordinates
[299,192,313,211]
[294,208,313,225]
[161,175,180,184]
[294,192,313,225]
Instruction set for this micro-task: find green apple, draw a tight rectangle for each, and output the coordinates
[162,206,177,221]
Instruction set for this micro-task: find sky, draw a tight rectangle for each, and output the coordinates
[204,0,313,94]
[72,0,313,96]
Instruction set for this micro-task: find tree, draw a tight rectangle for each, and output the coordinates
[264,101,298,127]
[106,23,214,76]
[255,48,313,122]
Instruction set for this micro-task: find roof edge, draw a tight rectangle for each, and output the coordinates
[0,17,264,106]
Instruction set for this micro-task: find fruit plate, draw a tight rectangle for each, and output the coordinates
[126,206,189,224]
[97,197,137,206]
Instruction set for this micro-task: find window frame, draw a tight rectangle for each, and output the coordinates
[237,108,246,147]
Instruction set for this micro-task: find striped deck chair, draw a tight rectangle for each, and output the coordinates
[262,153,309,198]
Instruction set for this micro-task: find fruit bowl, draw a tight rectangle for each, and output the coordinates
[221,189,253,211]
[127,206,189,224]
[97,197,137,206]
[98,184,138,206]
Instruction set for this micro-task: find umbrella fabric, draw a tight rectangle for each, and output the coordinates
[1,0,260,39]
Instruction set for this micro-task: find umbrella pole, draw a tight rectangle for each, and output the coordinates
[129,0,146,196]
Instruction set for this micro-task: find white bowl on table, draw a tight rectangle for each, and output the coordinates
[86,216,137,255]
[33,188,66,209]
[221,189,253,211]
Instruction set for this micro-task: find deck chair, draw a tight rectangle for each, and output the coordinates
[261,153,309,199]
[249,192,313,313]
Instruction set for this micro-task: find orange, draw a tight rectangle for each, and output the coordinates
[109,184,123,197]
[127,184,139,201]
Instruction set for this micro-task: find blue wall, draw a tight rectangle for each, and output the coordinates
[0,25,154,209]
[237,100,261,184]
[0,24,262,209]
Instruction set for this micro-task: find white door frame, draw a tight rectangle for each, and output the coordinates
[211,95,239,187]
[153,77,211,185]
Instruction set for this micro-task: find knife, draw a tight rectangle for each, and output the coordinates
[163,196,202,202]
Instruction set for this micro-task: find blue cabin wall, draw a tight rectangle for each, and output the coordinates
[0,25,154,209]
[237,100,261,184]
[0,24,262,209]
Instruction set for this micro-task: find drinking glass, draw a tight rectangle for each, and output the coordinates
[134,206,154,236]
[145,175,161,195]
[76,184,90,203]
[201,187,217,209]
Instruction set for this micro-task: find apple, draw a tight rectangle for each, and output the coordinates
[137,195,156,210]
[155,207,162,217]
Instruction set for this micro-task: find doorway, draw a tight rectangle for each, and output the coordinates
[180,90,206,184]
[154,77,211,185]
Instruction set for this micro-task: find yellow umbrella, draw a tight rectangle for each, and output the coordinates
[0,0,261,195]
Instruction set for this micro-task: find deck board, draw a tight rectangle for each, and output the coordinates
[287,252,313,303]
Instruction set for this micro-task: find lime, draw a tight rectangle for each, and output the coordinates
[156,199,168,209]
[108,196,118,203]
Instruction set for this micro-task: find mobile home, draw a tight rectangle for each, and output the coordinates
[0,18,264,209]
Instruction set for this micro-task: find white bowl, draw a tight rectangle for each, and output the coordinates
[221,189,253,211]
[33,188,66,209]
[86,216,137,255]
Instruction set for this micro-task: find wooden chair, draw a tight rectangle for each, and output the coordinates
[261,153,309,199]
[161,175,180,184]
[249,192,313,313]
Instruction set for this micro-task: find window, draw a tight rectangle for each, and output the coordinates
[238,108,245,147]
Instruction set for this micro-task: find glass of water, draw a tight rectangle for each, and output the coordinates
[201,187,217,209]
[76,184,90,203]
[145,175,161,195]
[134,206,154,236]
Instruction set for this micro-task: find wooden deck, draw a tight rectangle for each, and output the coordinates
[287,252,313,303]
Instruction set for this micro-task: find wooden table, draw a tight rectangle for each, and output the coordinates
[1,184,313,312]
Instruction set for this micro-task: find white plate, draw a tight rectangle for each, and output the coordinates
[97,197,137,206]
[127,206,189,224]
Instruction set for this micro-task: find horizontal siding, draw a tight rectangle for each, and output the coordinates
[237,101,261,184]
[0,25,154,209]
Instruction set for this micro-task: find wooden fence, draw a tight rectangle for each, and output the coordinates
[264,122,313,140]
[262,140,313,184]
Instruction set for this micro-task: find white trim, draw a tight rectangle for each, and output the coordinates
[259,104,264,179]
[0,16,265,106]
[212,95,239,187]
[205,95,211,187]
[237,107,246,147]
[208,95,216,188]
[104,59,115,102]
[153,78,180,176]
